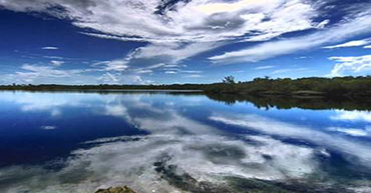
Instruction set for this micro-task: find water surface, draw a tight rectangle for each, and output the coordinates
[0,91,371,192]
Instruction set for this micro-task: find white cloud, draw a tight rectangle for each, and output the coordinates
[17,64,82,80]
[0,0,322,43]
[316,19,330,29]
[50,60,64,67]
[331,110,371,122]
[0,94,323,192]
[180,70,202,74]
[323,38,371,49]
[97,72,153,85]
[209,113,371,165]
[0,92,98,117]
[41,46,58,50]
[327,127,369,137]
[101,42,218,76]
[209,10,371,63]
[93,60,129,72]
[328,55,371,76]
[165,71,177,74]
[97,72,120,83]
[184,74,203,78]
[41,126,57,130]
[255,65,275,70]
[135,69,153,74]
[271,68,309,74]
[364,45,371,49]
[131,42,221,64]
[1,94,370,192]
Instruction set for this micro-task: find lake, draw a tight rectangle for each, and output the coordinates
[0,91,371,193]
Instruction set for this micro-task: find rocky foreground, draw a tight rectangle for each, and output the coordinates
[95,186,136,193]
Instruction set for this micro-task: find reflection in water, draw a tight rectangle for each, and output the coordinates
[0,91,371,192]
[206,93,371,111]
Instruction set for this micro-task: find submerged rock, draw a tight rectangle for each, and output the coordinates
[95,186,136,193]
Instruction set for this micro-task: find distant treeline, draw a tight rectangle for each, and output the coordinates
[0,84,207,91]
[205,76,371,97]
[1,76,371,97]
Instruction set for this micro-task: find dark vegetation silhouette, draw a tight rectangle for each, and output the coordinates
[1,76,371,98]
[205,76,371,98]
[1,76,371,110]
[205,93,371,111]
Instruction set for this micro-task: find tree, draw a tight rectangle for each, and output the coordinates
[223,76,236,84]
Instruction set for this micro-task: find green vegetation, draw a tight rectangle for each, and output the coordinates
[1,76,371,98]
[205,76,371,97]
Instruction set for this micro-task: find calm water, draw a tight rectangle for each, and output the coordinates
[0,91,371,193]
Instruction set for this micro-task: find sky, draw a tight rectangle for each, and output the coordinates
[0,0,371,85]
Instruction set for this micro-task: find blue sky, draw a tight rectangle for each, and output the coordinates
[0,0,370,85]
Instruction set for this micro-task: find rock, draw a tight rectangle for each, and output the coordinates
[95,186,136,193]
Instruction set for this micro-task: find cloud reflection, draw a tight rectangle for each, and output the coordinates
[0,93,370,192]
[331,110,371,122]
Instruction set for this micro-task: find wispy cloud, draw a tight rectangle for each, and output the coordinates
[184,74,203,78]
[209,113,371,164]
[271,68,309,74]
[41,126,57,130]
[50,60,64,67]
[0,0,370,82]
[97,72,153,85]
[209,10,371,64]
[323,38,371,49]
[0,0,323,43]
[93,60,129,72]
[327,127,370,137]
[165,71,177,74]
[41,47,59,50]
[255,65,275,70]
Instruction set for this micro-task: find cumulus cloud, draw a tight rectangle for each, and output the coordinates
[328,55,371,76]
